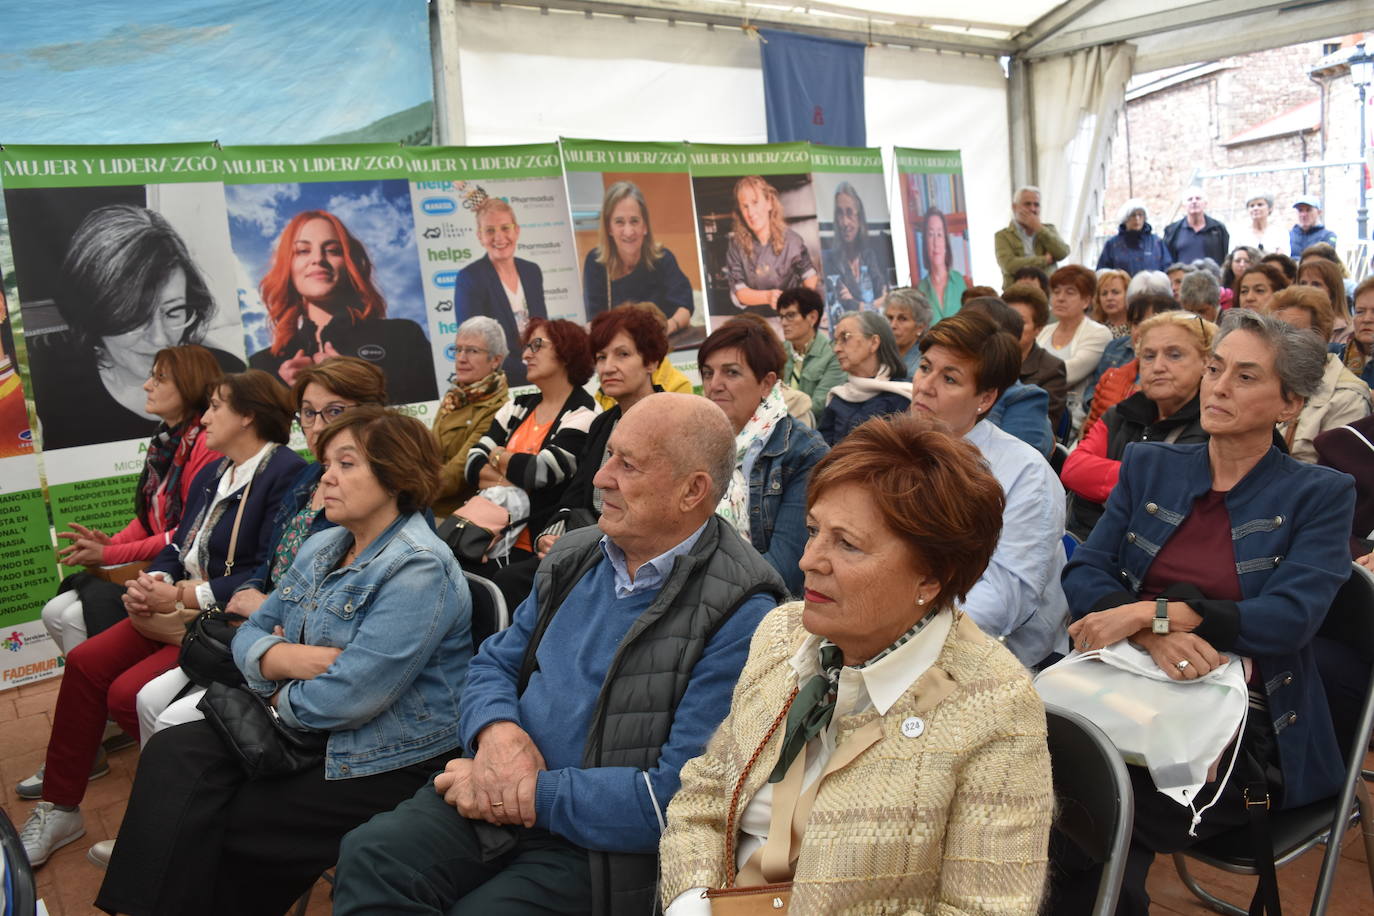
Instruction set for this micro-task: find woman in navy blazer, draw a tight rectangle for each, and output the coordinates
[454,198,548,387]
[1052,310,1355,915]
[16,370,303,869]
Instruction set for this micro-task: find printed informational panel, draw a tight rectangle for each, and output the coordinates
[0,143,245,540]
[223,144,438,409]
[561,138,705,351]
[688,142,821,330]
[410,144,583,388]
[812,145,897,327]
[895,148,971,322]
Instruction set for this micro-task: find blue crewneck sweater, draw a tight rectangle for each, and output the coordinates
[459,556,773,853]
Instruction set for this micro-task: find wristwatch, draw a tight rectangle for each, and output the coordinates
[175,583,189,613]
[1152,597,1170,635]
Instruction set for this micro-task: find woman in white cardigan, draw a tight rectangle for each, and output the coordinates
[1037,264,1111,433]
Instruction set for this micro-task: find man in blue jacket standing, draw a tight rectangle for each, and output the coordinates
[1163,187,1230,265]
[332,392,785,916]
[1289,196,1338,257]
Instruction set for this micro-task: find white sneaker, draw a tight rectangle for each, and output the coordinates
[87,838,115,868]
[15,750,110,800]
[19,801,85,867]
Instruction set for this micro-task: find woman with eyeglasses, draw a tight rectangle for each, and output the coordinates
[464,319,598,570]
[27,205,244,450]
[126,357,387,765]
[433,316,511,517]
[817,311,911,446]
[248,209,436,405]
[454,198,550,387]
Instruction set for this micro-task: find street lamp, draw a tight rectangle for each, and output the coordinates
[1350,43,1374,240]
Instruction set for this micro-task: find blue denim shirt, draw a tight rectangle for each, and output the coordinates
[234,511,472,779]
[1083,335,1135,412]
[747,416,828,597]
[1063,441,1354,808]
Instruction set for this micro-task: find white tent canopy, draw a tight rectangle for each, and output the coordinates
[431,0,1374,283]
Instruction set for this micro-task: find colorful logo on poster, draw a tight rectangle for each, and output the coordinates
[432,271,458,289]
[422,197,457,215]
[2,631,24,652]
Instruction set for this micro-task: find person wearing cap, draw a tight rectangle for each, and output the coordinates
[1236,191,1289,254]
[1290,196,1338,258]
[1163,187,1230,266]
[1096,198,1170,276]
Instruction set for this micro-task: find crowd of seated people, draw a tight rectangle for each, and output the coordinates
[13,196,1373,916]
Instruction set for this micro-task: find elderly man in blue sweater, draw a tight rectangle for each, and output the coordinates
[333,393,785,916]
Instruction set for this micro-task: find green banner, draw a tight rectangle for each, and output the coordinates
[810,144,883,174]
[220,143,409,184]
[0,142,221,189]
[687,141,812,177]
[0,484,57,629]
[47,473,141,543]
[408,143,563,180]
[894,147,964,175]
[560,138,688,173]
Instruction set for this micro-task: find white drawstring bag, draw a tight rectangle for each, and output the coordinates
[1034,642,1250,833]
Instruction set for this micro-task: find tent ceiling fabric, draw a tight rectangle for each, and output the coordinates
[520,1,1371,67]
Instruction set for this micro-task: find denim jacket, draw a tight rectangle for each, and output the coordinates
[1063,441,1355,808]
[234,511,472,779]
[748,416,828,597]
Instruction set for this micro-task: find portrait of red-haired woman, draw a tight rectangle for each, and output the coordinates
[248,208,437,404]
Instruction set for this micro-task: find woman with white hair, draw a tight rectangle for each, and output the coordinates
[817,310,911,445]
[432,315,511,516]
[1096,198,1170,276]
[1237,191,1290,254]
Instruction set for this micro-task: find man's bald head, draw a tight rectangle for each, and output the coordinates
[620,392,735,504]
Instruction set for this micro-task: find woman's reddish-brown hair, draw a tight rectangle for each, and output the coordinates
[588,306,670,368]
[260,210,388,357]
[523,318,595,387]
[806,412,1005,611]
[1050,264,1097,302]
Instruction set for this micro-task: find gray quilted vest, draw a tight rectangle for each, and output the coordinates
[518,515,786,915]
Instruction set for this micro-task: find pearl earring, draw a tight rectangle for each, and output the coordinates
[916,596,926,606]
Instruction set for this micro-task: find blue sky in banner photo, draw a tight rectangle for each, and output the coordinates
[226,179,427,357]
[0,0,431,146]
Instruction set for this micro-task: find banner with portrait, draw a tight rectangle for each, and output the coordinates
[895,148,971,322]
[410,143,583,390]
[811,145,897,329]
[688,142,821,331]
[0,143,245,536]
[560,138,705,351]
[0,265,59,685]
[221,144,438,414]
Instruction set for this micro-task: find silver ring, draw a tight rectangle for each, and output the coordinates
[1176,660,1190,671]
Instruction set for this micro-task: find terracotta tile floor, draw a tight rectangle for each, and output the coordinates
[3,674,1372,915]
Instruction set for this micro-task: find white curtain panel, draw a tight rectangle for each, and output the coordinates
[1029,42,1136,266]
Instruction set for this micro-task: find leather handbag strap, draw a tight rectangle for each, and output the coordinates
[723,688,798,887]
[222,469,255,576]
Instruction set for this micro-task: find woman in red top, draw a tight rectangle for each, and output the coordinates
[41,345,223,655]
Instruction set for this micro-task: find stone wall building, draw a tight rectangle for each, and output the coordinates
[1098,34,1370,272]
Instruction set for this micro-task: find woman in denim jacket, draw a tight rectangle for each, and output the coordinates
[699,318,828,597]
[98,409,472,916]
[1052,309,1355,916]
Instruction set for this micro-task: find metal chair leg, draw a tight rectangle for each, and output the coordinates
[1357,779,1374,901]
[1171,853,1250,916]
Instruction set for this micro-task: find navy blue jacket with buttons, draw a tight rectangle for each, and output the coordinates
[1063,441,1355,809]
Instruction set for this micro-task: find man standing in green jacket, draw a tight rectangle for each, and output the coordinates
[994,186,1070,289]
[778,287,847,424]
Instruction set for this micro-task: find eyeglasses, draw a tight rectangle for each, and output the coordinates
[835,331,865,344]
[523,338,548,353]
[454,346,489,358]
[778,310,804,322]
[296,404,352,427]
[147,371,170,385]
[480,223,516,238]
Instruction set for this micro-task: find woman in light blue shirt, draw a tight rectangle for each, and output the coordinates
[910,311,1070,666]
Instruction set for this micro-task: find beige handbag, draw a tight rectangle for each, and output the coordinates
[130,472,253,645]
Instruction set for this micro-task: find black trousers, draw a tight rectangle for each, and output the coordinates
[332,781,592,915]
[95,719,448,916]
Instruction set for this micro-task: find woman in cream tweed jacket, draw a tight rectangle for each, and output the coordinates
[660,413,1053,914]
